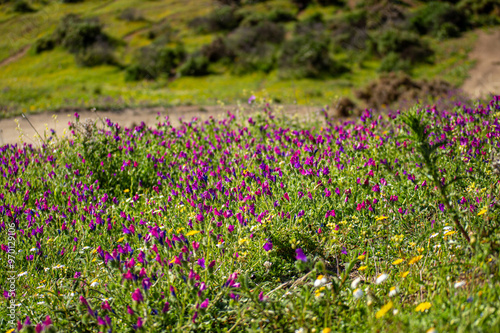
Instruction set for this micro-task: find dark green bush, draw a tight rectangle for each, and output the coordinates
[239,8,296,27]
[118,8,144,22]
[227,21,285,73]
[147,22,177,42]
[371,29,433,64]
[267,8,296,23]
[33,36,55,54]
[457,0,500,15]
[53,15,114,55]
[410,2,469,37]
[436,22,461,39]
[278,34,345,78]
[378,52,411,73]
[189,5,243,33]
[74,42,116,67]
[126,44,186,81]
[12,0,35,13]
[34,14,116,67]
[228,21,285,52]
[292,0,312,10]
[177,55,210,77]
[201,37,235,62]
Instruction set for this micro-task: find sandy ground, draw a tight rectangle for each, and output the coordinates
[0,105,323,146]
[462,28,500,98]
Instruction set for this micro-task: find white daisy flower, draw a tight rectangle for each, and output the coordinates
[353,288,363,299]
[314,275,327,288]
[18,271,27,277]
[351,277,362,289]
[389,286,399,297]
[454,281,466,289]
[375,273,388,285]
[429,233,439,239]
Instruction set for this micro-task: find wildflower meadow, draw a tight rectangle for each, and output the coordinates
[1,96,500,332]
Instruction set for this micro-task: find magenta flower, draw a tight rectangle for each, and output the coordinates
[263,241,273,252]
[200,298,209,308]
[295,248,307,262]
[131,288,144,302]
[162,301,170,313]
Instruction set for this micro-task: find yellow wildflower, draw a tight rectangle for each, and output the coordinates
[477,208,487,216]
[392,259,404,265]
[185,230,200,236]
[322,328,332,333]
[358,266,368,271]
[358,255,366,260]
[415,302,432,312]
[409,255,423,265]
[400,271,410,278]
[375,301,393,319]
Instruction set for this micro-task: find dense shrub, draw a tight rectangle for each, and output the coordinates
[189,5,243,33]
[292,0,312,10]
[227,21,285,73]
[410,2,469,37]
[74,41,116,67]
[331,10,368,51]
[32,14,116,66]
[12,0,35,13]
[278,34,345,78]
[228,21,285,52]
[457,0,500,15]
[54,15,109,53]
[370,29,434,64]
[177,55,210,77]
[267,8,296,23]
[118,8,144,22]
[146,22,177,42]
[378,52,411,73]
[126,44,186,80]
[201,37,235,62]
[33,36,55,54]
[240,8,296,27]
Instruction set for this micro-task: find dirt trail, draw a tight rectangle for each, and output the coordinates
[0,105,322,146]
[0,45,29,67]
[462,28,500,98]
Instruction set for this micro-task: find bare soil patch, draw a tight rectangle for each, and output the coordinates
[0,104,323,146]
[462,28,500,98]
[0,45,29,67]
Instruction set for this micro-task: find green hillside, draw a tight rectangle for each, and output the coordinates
[0,0,498,117]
